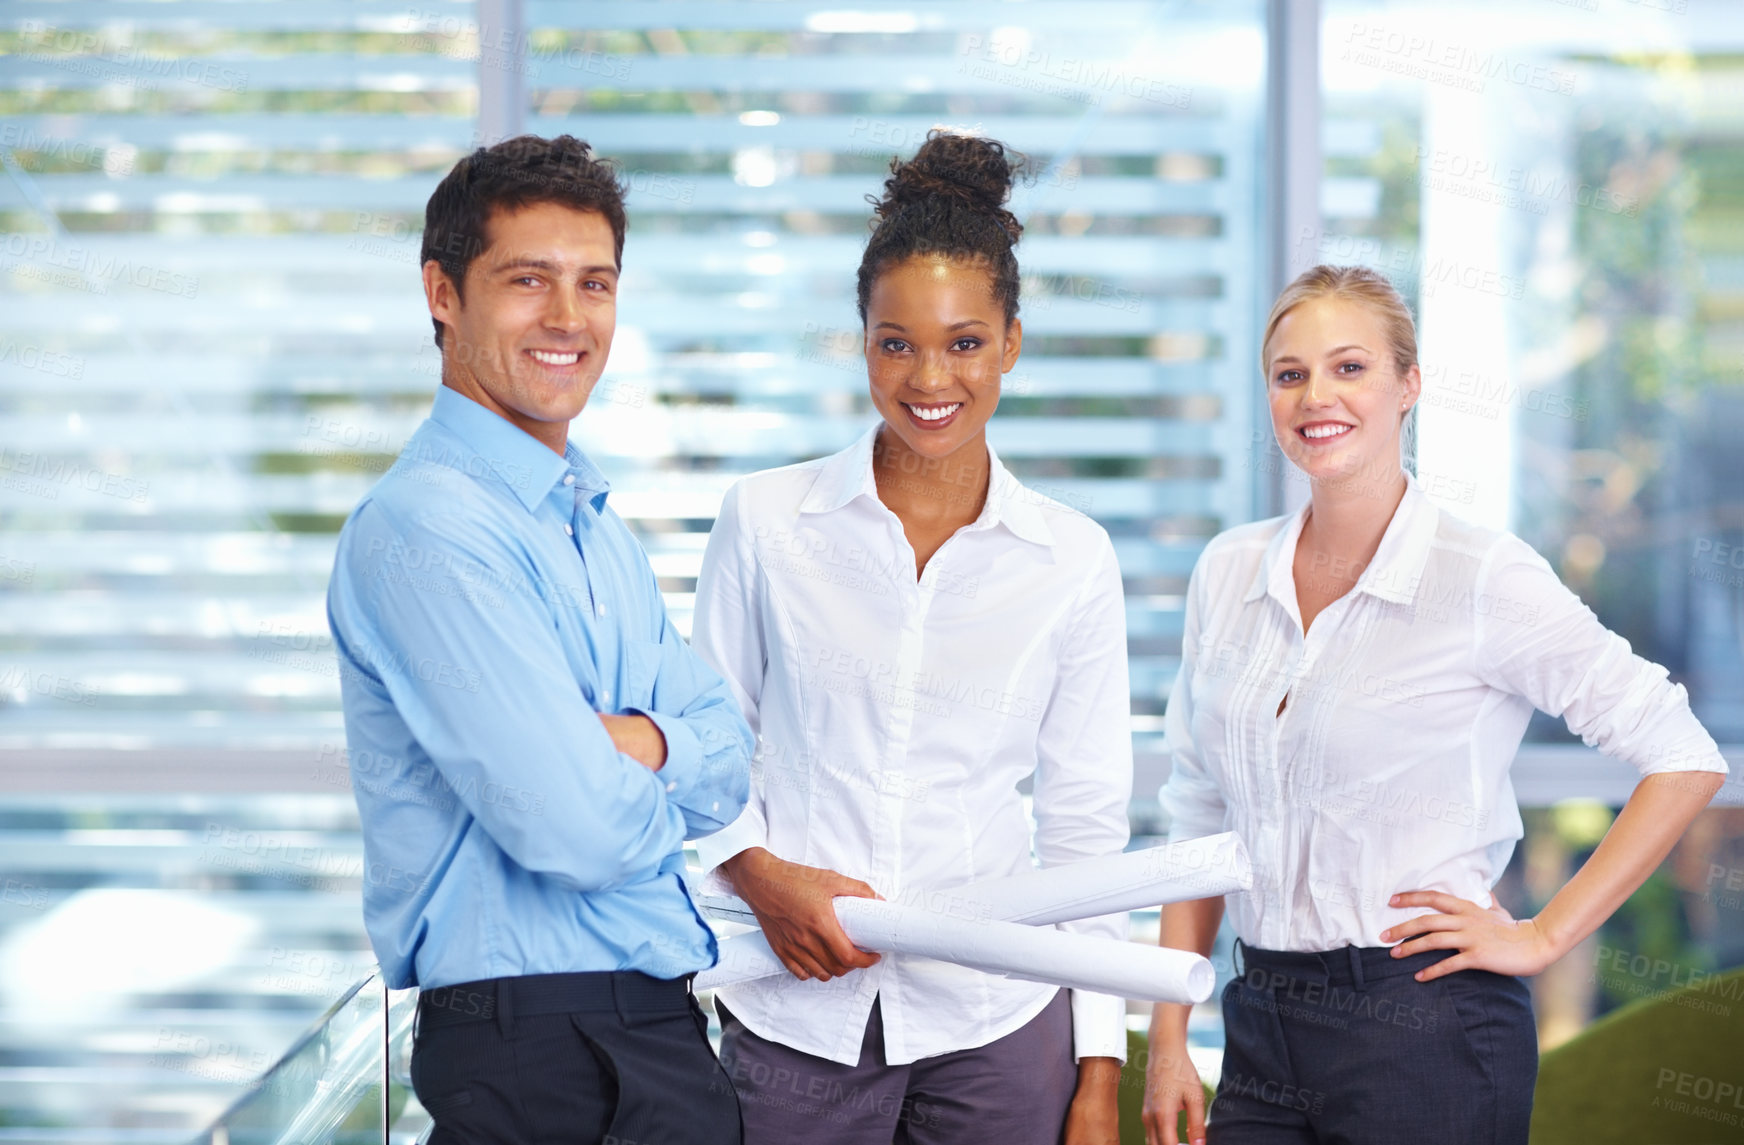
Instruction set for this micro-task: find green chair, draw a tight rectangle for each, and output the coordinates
[1529,966,1744,1144]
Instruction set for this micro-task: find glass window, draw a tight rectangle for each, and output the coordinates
[0,3,1274,1127]
[2,6,478,751]
[1320,0,1744,744]
[1320,0,1744,1044]
[1,1,1272,806]
[523,1,1269,801]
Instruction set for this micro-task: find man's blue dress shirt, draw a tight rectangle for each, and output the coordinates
[327,386,752,990]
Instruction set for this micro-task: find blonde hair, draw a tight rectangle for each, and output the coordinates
[1260,264,1418,377]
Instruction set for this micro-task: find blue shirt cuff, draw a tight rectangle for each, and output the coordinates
[635,707,703,799]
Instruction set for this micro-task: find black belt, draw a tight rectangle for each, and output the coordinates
[417,970,694,1030]
[1234,937,1452,990]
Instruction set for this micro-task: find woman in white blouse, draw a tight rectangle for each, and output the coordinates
[1143,265,1728,1145]
[692,131,1131,1145]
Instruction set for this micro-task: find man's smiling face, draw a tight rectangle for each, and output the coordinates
[423,200,619,453]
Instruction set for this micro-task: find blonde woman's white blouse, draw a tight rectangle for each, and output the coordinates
[1158,473,1728,953]
[692,424,1133,1067]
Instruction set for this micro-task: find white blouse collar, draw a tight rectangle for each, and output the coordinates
[1245,469,1440,610]
[798,422,1055,548]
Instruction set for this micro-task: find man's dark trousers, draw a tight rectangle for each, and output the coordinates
[411,970,743,1144]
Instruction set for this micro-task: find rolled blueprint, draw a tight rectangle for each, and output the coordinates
[692,833,1246,995]
[699,928,785,986]
[693,897,1213,1002]
[915,831,1250,927]
[833,897,1215,1003]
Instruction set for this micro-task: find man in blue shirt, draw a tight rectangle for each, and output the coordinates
[328,134,751,1144]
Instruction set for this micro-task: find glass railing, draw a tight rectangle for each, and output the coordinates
[196,973,430,1145]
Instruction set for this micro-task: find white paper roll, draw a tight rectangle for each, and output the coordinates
[693,832,1248,992]
[917,832,1251,927]
[698,928,785,988]
[832,897,1215,1004]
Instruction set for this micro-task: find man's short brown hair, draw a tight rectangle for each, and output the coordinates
[420,134,627,348]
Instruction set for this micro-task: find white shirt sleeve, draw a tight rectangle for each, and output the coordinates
[1031,534,1133,1062]
[1158,547,1231,842]
[1473,535,1728,777]
[690,481,774,885]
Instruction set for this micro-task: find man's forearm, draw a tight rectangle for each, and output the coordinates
[642,704,753,836]
[600,713,666,770]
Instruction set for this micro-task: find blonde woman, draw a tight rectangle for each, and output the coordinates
[1143,265,1728,1145]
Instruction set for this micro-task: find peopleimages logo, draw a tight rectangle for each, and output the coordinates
[0,124,133,176]
[18,21,250,93]
[0,234,200,299]
[1338,22,1576,96]
[958,35,1193,108]
[0,449,149,503]
[1414,146,1638,218]
[0,338,84,379]
[0,665,91,706]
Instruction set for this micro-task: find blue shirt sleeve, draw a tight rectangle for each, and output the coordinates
[627,598,754,838]
[331,499,688,893]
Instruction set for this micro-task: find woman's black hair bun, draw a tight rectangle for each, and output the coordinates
[873,129,1024,243]
[855,129,1027,325]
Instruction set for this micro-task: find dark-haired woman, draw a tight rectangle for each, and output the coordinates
[692,131,1133,1145]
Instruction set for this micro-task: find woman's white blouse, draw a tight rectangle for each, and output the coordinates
[692,425,1133,1067]
[1158,473,1728,953]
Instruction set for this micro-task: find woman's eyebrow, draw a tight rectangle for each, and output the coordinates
[871,318,991,333]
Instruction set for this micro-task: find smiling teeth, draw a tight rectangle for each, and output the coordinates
[910,403,961,421]
[1302,424,1351,439]
[530,349,580,365]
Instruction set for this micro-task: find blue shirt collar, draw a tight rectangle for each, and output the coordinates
[428,385,611,513]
